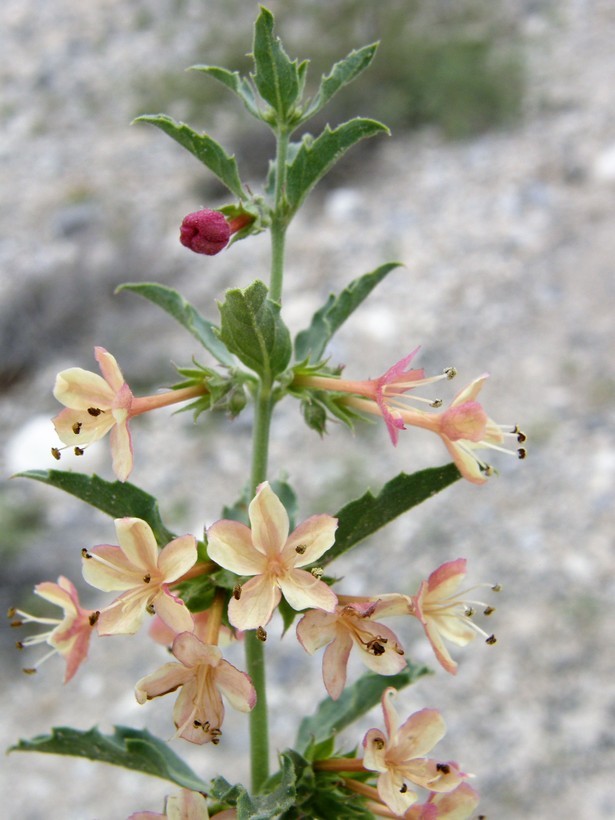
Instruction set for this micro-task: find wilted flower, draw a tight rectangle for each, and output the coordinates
[135,632,256,745]
[10,576,98,682]
[207,482,338,630]
[363,688,462,816]
[296,600,406,700]
[82,517,197,635]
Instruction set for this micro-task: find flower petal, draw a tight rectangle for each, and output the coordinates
[396,708,446,760]
[95,346,126,393]
[155,588,194,634]
[172,632,221,668]
[82,544,143,591]
[96,589,148,635]
[279,569,338,613]
[135,661,192,703]
[322,631,352,700]
[378,769,418,816]
[282,514,338,566]
[426,559,466,598]
[110,419,134,482]
[249,482,289,557]
[362,727,389,772]
[207,521,267,575]
[158,535,198,582]
[53,367,116,409]
[214,660,256,712]
[296,609,338,653]
[115,518,159,572]
[228,574,281,630]
[52,407,115,445]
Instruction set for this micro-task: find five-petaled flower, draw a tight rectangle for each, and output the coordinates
[403,781,480,819]
[135,631,256,745]
[410,558,499,675]
[52,346,207,481]
[128,788,211,820]
[296,600,407,700]
[207,482,338,630]
[363,687,463,816]
[82,517,197,635]
[10,576,98,682]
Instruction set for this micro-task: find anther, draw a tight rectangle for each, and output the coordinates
[311,567,324,579]
[373,738,385,750]
[74,447,84,456]
[430,399,443,408]
[256,626,267,642]
[486,634,497,645]
[146,602,156,615]
[15,641,24,650]
[484,606,495,616]
[436,763,451,774]
[51,448,61,460]
[517,448,527,460]
[193,719,202,728]
[295,544,307,554]
[7,607,16,618]
[89,611,100,626]
[82,548,92,559]
[492,584,502,592]
[232,585,242,600]
[143,573,151,584]
[444,366,457,379]
[400,784,408,794]
[23,668,37,675]
[465,606,475,617]
[87,407,102,417]
[72,422,82,435]
[368,639,386,656]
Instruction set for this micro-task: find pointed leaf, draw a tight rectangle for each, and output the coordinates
[209,752,298,819]
[218,281,291,381]
[252,7,301,123]
[286,118,389,214]
[296,662,431,751]
[19,470,175,546]
[10,725,209,792]
[134,114,247,199]
[301,43,378,122]
[323,464,461,566]
[117,282,234,367]
[190,65,261,119]
[294,262,401,362]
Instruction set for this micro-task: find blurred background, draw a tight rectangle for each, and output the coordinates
[1,0,614,817]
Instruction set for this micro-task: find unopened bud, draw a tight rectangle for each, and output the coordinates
[180,209,231,256]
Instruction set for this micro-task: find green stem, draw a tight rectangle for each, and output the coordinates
[269,126,289,303]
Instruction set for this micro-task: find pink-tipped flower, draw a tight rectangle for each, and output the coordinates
[52,346,207,482]
[135,631,256,745]
[363,688,463,816]
[10,576,98,682]
[404,781,480,819]
[149,610,235,649]
[410,558,499,675]
[207,482,338,630]
[296,600,407,700]
[82,517,197,636]
[128,788,211,819]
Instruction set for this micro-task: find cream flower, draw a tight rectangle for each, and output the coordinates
[135,632,256,745]
[207,482,338,630]
[363,688,462,816]
[128,788,211,819]
[82,517,197,635]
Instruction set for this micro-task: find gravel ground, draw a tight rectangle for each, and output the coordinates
[1,1,615,818]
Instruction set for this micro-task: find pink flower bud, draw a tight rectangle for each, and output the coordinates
[179,209,231,255]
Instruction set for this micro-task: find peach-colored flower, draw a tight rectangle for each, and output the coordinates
[149,611,235,649]
[128,787,210,819]
[411,558,498,675]
[82,517,197,635]
[11,576,98,682]
[135,632,256,745]
[296,600,406,700]
[404,781,480,819]
[52,346,207,481]
[207,482,338,630]
[363,688,462,816]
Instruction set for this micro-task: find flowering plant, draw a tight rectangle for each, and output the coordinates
[8,9,523,818]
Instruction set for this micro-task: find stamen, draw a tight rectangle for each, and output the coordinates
[146,602,156,615]
[484,606,495,616]
[51,447,61,460]
[87,407,102,417]
[89,611,100,626]
[74,447,84,456]
[430,399,443,408]
[436,763,451,774]
[143,574,151,584]
[443,367,457,379]
[72,422,82,435]
[400,784,408,794]
[311,567,324,579]
[256,626,267,642]
[486,634,497,645]
[295,544,307,554]
[517,448,527,459]
[232,585,242,600]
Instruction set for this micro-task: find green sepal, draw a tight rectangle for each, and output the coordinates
[117,282,234,367]
[9,725,209,792]
[18,470,175,546]
[189,64,261,120]
[174,573,217,613]
[323,464,462,566]
[218,281,291,381]
[133,114,247,200]
[294,262,401,362]
[286,118,389,215]
[296,661,431,752]
[252,7,303,126]
[300,43,379,123]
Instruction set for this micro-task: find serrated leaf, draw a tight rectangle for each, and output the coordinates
[118,282,234,367]
[210,752,298,819]
[218,281,291,381]
[134,114,247,199]
[296,662,431,751]
[19,470,175,546]
[300,43,378,122]
[323,464,461,566]
[294,262,401,362]
[10,725,209,792]
[252,7,301,123]
[286,118,389,214]
[190,65,261,119]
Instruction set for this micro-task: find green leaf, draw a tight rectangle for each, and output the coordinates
[10,725,209,792]
[300,43,378,122]
[209,752,298,819]
[218,280,291,381]
[117,282,234,367]
[294,262,401,362]
[19,470,175,546]
[286,118,389,215]
[296,662,431,752]
[134,114,247,199]
[323,464,461,566]
[190,65,260,119]
[252,7,302,124]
